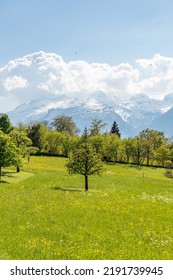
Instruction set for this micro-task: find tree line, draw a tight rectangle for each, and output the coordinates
[0,113,173,183]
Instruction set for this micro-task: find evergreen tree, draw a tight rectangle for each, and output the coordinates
[0,114,13,134]
[110,121,121,138]
[27,122,48,151]
[81,127,89,142]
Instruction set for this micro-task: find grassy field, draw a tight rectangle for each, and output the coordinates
[0,156,173,260]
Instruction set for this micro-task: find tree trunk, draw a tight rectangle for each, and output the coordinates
[17,166,20,172]
[137,150,140,165]
[85,175,88,191]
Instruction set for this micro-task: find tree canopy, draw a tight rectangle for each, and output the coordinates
[51,115,79,135]
[66,142,103,191]
[110,121,121,138]
[89,119,106,136]
[0,131,22,180]
[0,114,13,134]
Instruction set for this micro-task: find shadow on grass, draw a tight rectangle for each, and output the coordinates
[52,186,83,192]
[2,171,16,178]
[0,171,14,183]
[0,180,9,184]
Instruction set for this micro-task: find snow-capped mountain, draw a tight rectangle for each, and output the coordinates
[8,91,136,137]
[7,91,173,137]
[1,51,173,137]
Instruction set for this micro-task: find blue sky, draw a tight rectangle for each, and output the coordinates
[1,0,173,66]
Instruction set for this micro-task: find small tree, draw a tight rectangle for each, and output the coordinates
[0,114,13,134]
[9,129,32,172]
[66,143,103,191]
[27,122,48,151]
[110,121,121,138]
[51,115,79,135]
[89,119,106,136]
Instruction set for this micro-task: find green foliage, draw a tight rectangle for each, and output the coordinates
[164,161,173,178]
[61,133,78,157]
[16,122,29,133]
[123,138,135,163]
[139,129,166,166]
[0,114,13,134]
[51,115,79,135]
[27,123,48,151]
[104,134,120,162]
[9,129,32,155]
[1,115,173,168]
[0,131,22,180]
[66,143,103,190]
[89,119,106,136]
[110,121,121,138]
[155,145,170,167]
[46,130,62,154]
[88,134,105,155]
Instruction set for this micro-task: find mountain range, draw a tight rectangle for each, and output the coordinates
[0,51,173,137]
[7,91,173,137]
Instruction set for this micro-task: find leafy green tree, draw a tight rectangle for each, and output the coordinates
[139,129,166,166]
[131,136,145,165]
[16,122,29,133]
[46,130,62,154]
[27,122,48,151]
[110,121,121,138]
[9,129,32,172]
[154,144,170,166]
[123,138,134,163]
[89,119,106,136]
[51,115,79,135]
[169,142,173,163]
[0,131,22,180]
[61,133,78,157]
[117,140,126,162]
[88,134,105,156]
[104,134,120,162]
[0,114,13,134]
[66,143,103,191]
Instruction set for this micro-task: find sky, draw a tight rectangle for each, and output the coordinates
[1,0,173,112]
[1,0,173,66]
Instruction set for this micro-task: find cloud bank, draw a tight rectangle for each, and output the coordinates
[3,75,28,91]
[0,51,173,112]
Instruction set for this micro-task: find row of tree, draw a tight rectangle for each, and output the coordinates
[0,113,173,183]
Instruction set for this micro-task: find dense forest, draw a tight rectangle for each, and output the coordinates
[0,113,173,178]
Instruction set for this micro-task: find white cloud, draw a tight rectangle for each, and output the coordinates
[136,54,173,98]
[1,51,173,112]
[3,75,29,91]
[0,57,32,73]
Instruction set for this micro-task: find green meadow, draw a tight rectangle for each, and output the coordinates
[0,156,173,260]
